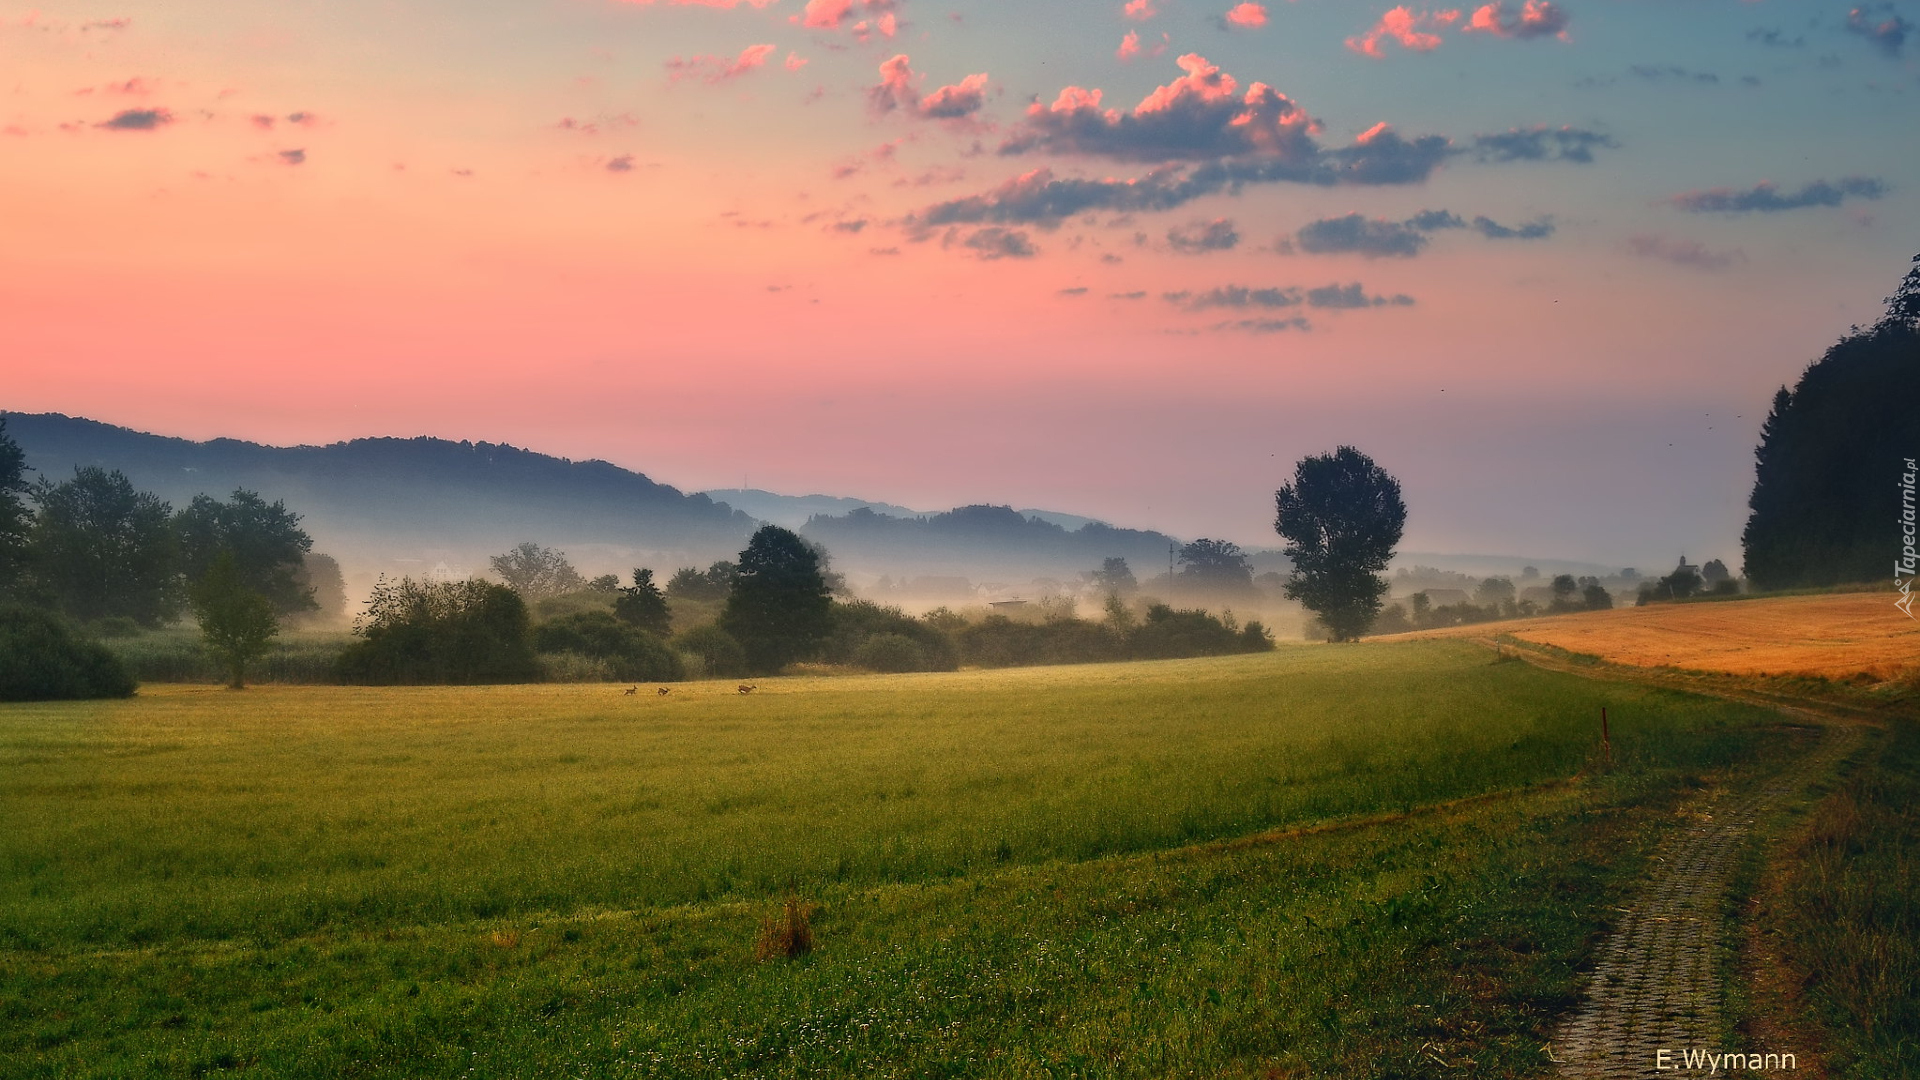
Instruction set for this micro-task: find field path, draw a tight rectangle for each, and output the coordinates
[1549,720,1858,1077]
[1483,640,1872,1078]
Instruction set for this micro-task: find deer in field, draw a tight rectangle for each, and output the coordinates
[623,686,638,696]
[656,687,671,696]
[737,683,757,695]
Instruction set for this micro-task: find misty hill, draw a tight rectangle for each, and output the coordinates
[700,489,935,530]
[2,413,757,582]
[702,488,1111,535]
[798,505,1188,584]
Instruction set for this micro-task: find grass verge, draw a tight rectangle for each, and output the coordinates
[1766,717,1920,1076]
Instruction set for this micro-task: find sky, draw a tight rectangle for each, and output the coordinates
[3,0,1917,570]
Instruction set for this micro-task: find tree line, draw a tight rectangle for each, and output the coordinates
[336,525,1281,684]
[0,425,343,698]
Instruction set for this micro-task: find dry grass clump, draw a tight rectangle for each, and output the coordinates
[753,893,816,960]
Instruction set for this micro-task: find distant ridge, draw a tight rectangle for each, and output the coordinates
[3,412,1621,592]
[1,412,755,578]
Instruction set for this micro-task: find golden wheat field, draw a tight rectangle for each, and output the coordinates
[1395,591,1920,680]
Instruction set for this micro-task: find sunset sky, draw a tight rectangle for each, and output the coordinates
[4,0,1916,568]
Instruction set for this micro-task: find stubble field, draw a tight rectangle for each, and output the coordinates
[1398,591,1920,681]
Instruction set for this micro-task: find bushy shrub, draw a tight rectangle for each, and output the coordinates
[674,624,748,679]
[956,614,1126,668]
[1128,604,1247,660]
[534,610,682,681]
[853,632,928,673]
[335,577,541,685]
[0,605,136,701]
[820,600,956,672]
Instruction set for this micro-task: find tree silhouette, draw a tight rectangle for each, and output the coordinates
[29,467,182,626]
[720,526,833,674]
[613,567,672,635]
[1091,556,1137,597]
[173,490,316,617]
[488,542,585,600]
[1274,447,1406,641]
[1742,253,1920,589]
[1177,539,1255,594]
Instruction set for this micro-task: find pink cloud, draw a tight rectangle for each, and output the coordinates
[920,72,989,118]
[665,42,778,83]
[1117,29,1170,60]
[1124,0,1159,19]
[999,54,1320,163]
[1462,0,1569,39]
[869,54,989,120]
[794,0,897,34]
[1346,6,1462,57]
[1225,3,1268,28]
[785,51,809,71]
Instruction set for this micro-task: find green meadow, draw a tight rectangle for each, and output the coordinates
[1,641,1790,1077]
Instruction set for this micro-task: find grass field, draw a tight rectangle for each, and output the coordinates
[0,641,1794,1077]
[1398,591,1920,682]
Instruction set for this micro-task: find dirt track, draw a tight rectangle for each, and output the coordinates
[1388,592,1918,681]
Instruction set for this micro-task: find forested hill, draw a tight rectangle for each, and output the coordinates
[799,505,1186,581]
[2,413,756,575]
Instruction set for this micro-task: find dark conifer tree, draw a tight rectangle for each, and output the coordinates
[1741,254,1920,589]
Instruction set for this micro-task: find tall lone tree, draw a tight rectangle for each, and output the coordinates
[1741,253,1920,589]
[1274,446,1406,641]
[720,525,833,674]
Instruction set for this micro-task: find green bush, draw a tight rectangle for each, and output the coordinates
[821,600,957,672]
[674,624,748,679]
[852,632,929,673]
[335,578,541,685]
[534,610,683,681]
[0,605,136,701]
[956,615,1126,668]
[1128,605,1248,660]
